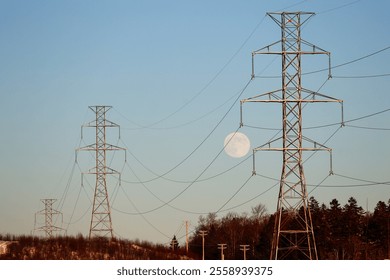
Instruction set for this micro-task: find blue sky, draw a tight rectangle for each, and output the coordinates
[1,0,390,245]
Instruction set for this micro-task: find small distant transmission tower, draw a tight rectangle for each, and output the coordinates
[33,199,65,238]
[77,106,125,239]
[241,12,343,259]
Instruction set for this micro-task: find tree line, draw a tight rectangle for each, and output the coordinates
[1,196,389,259]
[188,197,390,260]
[0,234,190,260]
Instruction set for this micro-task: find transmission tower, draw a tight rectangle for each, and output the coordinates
[240,12,343,259]
[33,199,65,238]
[77,106,125,239]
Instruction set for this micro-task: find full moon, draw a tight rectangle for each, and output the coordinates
[224,132,251,158]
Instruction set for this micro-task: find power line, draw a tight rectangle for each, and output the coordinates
[111,184,171,240]
[113,142,257,217]
[111,163,390,244]
[56,162,77,215]
[55,3,388,245]
[222,180,279,213]
[115,2,324,131]
[333,73,390,79]
[64,163,94,229]
[66,199,92,228]
[116,16,266,130]
[116,84,241,131]
[109,166,390,243]
[305,46,390,76]
[219,169,389,215]
[276,0,310,12]
[214,175,254,214]
[308,174,334,195]
[66,181,86,229]
[121,147,251,185]
[115,127,248,216]
[101,86,255,220]
[333,173,390,186]
[317,182,390,188]
[253,45,390,78]
[344,108,390,124]
[123,79,253,187]
[222,126,342,212]
[254,167,390,189]
[306,107,390,129]
[105,79,254,217]
[244,107,390,131]
[317,0,363,15]
[116,88,251,186]
[132,73,389,220]
[117,121,313,217]
[345,124,390,131]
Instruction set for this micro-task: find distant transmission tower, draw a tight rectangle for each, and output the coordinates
[78,106,125,239]
[33,199,65,238]
[241,12,343,259]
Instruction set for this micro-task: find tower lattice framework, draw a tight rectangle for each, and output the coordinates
[241,12,343,259]
[78,106,125,239]
[33,199,65,238]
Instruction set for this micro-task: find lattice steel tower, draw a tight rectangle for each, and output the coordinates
[241,12,343,259]
[78,106,125,239]
[33,199,65,238]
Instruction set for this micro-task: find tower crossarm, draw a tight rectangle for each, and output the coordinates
[253,40,330,56]
[77,143,126,152]
[241,89,344,128]
[251,137,334,176]
[82,119,120,128]
[83,166,122,176]
[241,89,342,103]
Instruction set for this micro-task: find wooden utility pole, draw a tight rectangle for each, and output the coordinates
[218,244,227,260]
[240,245,250,260]
[199,230,207,260]
[185,221,189,255]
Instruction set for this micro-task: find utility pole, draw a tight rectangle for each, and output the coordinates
[77,106,125,239]
[185,221,189,255]
[240,245,250,260]
[241,12,343,260]
[218,243,227,260]
[33,199,65,238]
[199,230,207,260]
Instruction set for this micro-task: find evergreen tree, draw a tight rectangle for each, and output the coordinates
[367,200,390,259]
[170,235,179,251]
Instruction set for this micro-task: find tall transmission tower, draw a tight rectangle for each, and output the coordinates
[241,12,343,259]
[33,199,65,238]
[77,106,125,239]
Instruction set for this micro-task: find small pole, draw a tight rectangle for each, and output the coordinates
[240,245,250,260]
[199,230,208,260]
[218,244,227,260]
[185,221,189,255]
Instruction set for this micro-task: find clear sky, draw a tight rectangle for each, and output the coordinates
[1,0,390,245]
